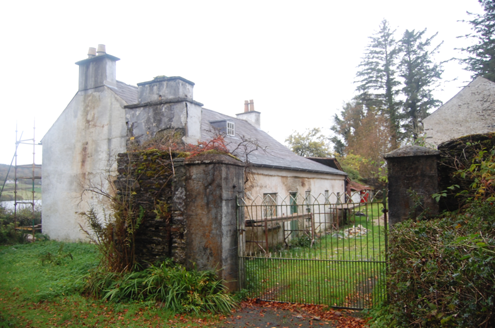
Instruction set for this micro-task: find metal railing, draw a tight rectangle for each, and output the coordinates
[237,190,388,309]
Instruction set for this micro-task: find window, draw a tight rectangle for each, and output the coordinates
[227,122,235,136]
[262,193,277,218]
[209,120,235,136]
[305,190,311,213]
[290,192,298,214]
[289,192,298,233]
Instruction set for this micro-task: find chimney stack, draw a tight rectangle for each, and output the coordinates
[236,100,261,129]
[87,47,96,58]
[97,44,106,56]
[76,44,119,90]
[128,75,202,145]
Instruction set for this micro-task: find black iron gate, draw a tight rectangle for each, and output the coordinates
[237,191,388,309]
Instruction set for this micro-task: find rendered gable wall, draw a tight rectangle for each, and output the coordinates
[42,86,128,241]
[424,77,495,146]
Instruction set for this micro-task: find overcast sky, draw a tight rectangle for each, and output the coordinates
[0,0,484,165]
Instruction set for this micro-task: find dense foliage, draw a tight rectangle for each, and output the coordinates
[0,204,42,244]
[368,145,495,327]
[385,202,495,327]
[285,128,332,157]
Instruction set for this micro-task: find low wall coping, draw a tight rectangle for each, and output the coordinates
[384,146,439,159]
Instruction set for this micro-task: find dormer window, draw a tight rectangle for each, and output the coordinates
[227,122,235,136]
[209,120,235,136]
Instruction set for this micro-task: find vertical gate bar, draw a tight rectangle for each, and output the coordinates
[32,123,36,241]
[383,188,389,304]
[236,196,243,290]
[265,211,268,256]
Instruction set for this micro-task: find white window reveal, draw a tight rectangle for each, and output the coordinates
[209,120,235,136]
[227,121,235,136]
[263,193,277,218]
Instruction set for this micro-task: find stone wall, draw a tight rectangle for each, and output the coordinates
[115,151,187,265]
[384,146,439,225]
[115,151,245,290]
[385,133,495,224]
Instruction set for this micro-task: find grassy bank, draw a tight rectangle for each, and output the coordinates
[0,241,222,327]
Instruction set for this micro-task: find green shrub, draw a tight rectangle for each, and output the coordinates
[0,204,41,245]
[83,259,236,314]
[384,202,495,327]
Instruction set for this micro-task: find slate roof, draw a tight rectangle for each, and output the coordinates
[113,81,138,104]
[201,108,346,176]
[111,83,345,176]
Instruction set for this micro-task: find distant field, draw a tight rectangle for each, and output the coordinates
[0,183,41,201]
[0,163,42,201]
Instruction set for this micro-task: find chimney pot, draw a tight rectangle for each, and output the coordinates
[249,99,254,112]
[244,100,249,113]
[87,47,96,58]
[97,44,106,56]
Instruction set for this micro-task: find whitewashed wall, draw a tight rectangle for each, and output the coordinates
[242,167,346,253]
[42,86,127,241]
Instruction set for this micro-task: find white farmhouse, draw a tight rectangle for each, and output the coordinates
[42,45,346,241]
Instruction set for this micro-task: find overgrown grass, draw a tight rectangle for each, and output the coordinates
[242,202,388,309]
[0,241,98,302]
[0,241,226,327]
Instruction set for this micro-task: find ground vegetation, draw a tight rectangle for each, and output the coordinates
[367,143,495,327]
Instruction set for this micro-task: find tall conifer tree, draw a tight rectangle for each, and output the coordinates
[460,0,495,82]
[355,20,401,148]
[398,29,443,141]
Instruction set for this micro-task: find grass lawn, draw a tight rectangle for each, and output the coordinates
[242,202,388,309]
[0,241,223,327]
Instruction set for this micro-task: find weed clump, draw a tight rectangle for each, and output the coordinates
[40,243,73,266]
[83,259,236,314]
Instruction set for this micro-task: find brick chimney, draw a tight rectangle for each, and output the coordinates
[236,100,260,129]
[75,44,119,90]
